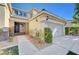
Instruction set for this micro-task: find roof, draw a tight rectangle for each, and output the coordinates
[12,7,28,13]
[9,4,67,24]
[28,10,67,25]
[27,8,40,15]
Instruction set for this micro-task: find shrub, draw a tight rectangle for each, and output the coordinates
[65,27,69,35]
[44,27,52,43]
[0,29,3,35]
[70,27,78,32]
[2,46,19,55]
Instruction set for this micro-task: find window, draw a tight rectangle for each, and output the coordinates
[14,9,18,15]
[23,12,26,17]
[13,9,28,18]
[18,11,22,16]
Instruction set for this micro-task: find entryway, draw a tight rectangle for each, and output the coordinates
[14,22,20,33]
[14,22,26,35]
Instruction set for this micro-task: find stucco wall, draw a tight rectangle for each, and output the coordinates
[5,4,10,28]
[0,6,5,28]
[9,17,28,35]
[9,20,14,36]
[0,4,9,41]
[0,31,9,41]
[0,4,10,28]
[29,17,48,40]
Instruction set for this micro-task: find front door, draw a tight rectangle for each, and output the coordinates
[14,22,20,33]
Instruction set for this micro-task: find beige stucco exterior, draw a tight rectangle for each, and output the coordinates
[0,6,5,28]
[0,5,5,28]
[0,3,11,29]
[29,13,66,38]
[9,16,29,35]
[0,4,10,41]
[29,17,47,40]
[4,4,10,28]
[0,3,67,39]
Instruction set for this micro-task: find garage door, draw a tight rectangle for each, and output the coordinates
[45,21,64,37]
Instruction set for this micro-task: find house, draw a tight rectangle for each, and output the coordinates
[0,3,68,42]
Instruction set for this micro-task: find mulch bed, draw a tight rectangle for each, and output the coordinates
[26,35,51,49]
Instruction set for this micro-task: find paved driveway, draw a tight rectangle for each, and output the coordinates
[53,36,79,54]
[17,35,79,55]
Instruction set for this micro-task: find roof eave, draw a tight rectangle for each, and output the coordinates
[28,11,67,25]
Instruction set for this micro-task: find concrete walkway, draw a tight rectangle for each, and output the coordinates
[17,35,79,55]
[17,35,39,55]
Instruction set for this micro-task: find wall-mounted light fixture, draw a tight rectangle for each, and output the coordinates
[46,16,49,20]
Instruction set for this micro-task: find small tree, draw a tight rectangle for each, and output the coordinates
[44,27,52,43]
[65,27,69,35]
[0,29,3,35]
[73,3,79,23]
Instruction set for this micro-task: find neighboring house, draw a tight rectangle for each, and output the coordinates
[65,20,79,36]
[0,3,70,42]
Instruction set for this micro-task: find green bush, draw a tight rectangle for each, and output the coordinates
[0,29,3,35]
[65,27,69,35]
[2,46,19,55]
[65,27,79,35]
[44,27,52,43]
[70,27,78,32]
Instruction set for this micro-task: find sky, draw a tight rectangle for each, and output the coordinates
[11,3,75,21]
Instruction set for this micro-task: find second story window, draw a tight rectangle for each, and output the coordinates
[13,8,31,18]
[24,12,26,17]
[13,9,18,15]
[18,11,22,16]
